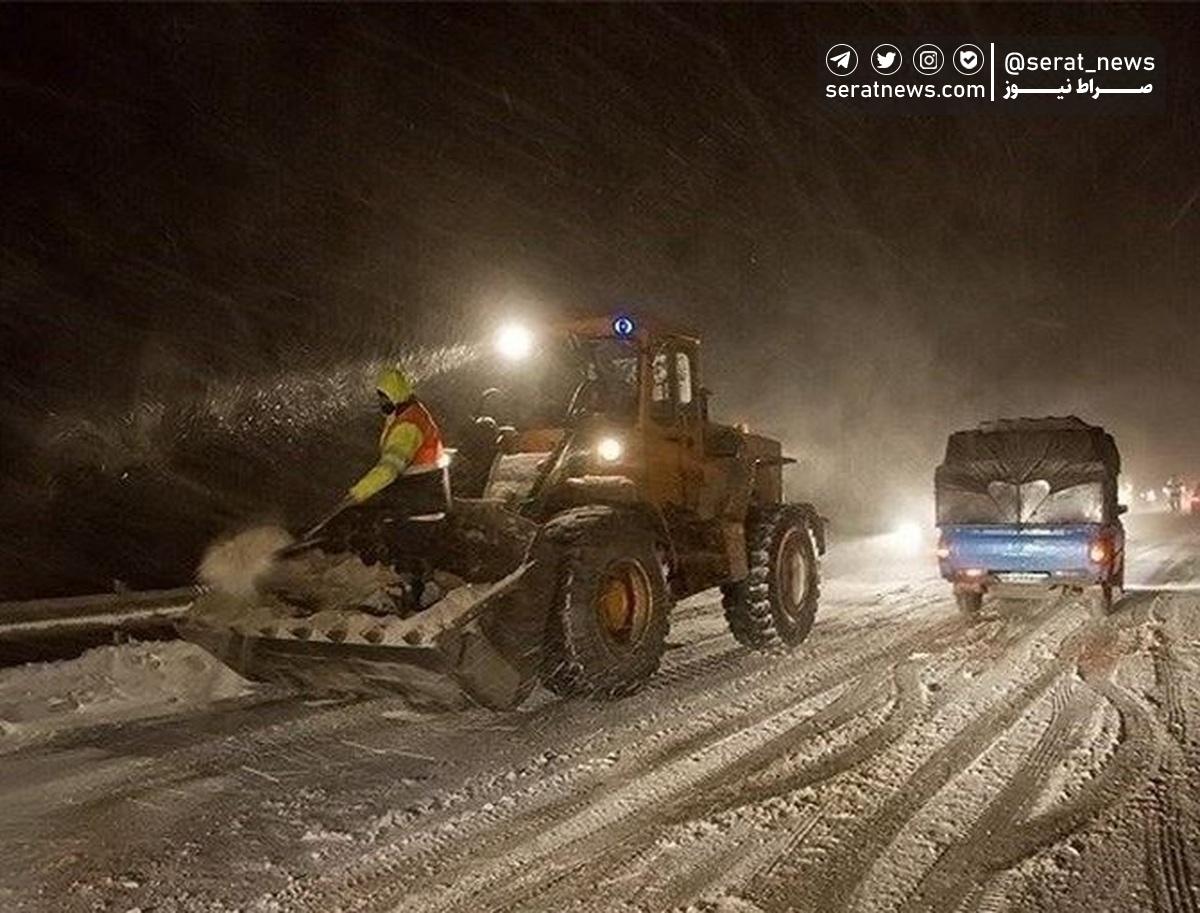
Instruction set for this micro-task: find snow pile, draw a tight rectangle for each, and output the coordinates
[259,549,406,614]
[198,524,295,597]
[0,640,253,748]
[198,525,405,611]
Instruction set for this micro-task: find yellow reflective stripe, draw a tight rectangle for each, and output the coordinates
[349,418,429,504]
[401,460,445,475]
[381,421,423,466]
[379,451,408,470]
[348,463,400,503]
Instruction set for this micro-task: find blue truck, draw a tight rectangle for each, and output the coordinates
[935,417,1125,618]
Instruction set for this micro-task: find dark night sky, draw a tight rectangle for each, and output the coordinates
[1,3,1198,598]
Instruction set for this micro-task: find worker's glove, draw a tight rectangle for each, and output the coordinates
[347,480,373,505]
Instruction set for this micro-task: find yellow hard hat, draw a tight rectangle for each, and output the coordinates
[375,366,413,405]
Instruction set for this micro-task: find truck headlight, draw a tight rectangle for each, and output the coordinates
[596,437,623,462]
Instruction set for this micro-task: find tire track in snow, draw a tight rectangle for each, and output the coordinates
[632,800,829,913]
[897,682,1094,913]
[398,682,887,913]
[271,615,960,913]
[378,662,906,911]
[590,599,1073,912]
[769,665,1066,912]
[476,666,923,913]
[749,597,1120,913]
[399,607,1021,912]
[901,614,1159,913]
[1146,781,1200,913]
[691,660,928,823]
[555,665,927,913]
[424,600,1060,913]
[1145,597,1200,913]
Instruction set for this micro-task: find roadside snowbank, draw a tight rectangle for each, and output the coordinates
[0,640,253,749]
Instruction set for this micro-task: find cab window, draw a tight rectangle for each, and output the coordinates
[652,352,670,403]
[675,352,694,406]
[651,351,671,420]
[580,338,639,419]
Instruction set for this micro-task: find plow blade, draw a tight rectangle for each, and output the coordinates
[179,563,541,710]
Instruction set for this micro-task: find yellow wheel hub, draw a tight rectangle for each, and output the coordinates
[595,559,652,648]
[777,528,809,614]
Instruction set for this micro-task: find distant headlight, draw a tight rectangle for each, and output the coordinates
[892,520,924,554]
[596,437,624,462]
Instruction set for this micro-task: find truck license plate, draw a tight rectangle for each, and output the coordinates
[996,572,1051,583]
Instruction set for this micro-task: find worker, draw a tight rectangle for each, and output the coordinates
[347,366,450,518]
[1166,476,1184,514]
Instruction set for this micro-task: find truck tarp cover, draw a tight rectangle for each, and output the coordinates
[935,417,1120,525]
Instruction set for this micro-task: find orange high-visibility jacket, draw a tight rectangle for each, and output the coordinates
[348,400,445,503]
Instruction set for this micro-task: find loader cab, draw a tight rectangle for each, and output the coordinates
[488,316,725,518]
[643,335,723,522]
[562,318,707,429]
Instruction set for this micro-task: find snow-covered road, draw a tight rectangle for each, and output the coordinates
[2,514,1198,913]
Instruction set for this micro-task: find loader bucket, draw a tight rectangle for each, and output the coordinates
[181,556,550,711]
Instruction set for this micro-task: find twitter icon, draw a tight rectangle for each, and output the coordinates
[871,43,903,75]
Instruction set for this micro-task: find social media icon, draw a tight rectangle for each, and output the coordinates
[913,43,943,75]
[826,44,858,76]
[871,43,902,76]
[953,43,985,76]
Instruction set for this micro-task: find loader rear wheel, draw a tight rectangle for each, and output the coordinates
[722,507,820,650]
[541,508,671,699]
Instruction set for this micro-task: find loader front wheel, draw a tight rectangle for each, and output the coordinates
[723,507,820,650]
[542,509,671,699]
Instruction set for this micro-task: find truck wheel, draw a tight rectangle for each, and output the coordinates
[1088,582,1114,618]
[954,588,983,617]
[541,508,671,699]
[723,507,820,650]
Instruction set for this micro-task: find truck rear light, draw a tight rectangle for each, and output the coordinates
[1089,539,1108,564]
[935,537,950,560]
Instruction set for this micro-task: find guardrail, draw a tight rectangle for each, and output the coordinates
[0,586,201,666]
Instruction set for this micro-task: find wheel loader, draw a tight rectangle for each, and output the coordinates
[181,315,826,709]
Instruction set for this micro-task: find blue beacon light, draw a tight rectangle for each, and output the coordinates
[612,315,636,338]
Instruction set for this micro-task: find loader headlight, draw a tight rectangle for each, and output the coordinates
[494,322,535,361]
[596,436,624,462]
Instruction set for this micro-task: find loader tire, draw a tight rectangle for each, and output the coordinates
[722,506,820,650]
[540,507,671,699]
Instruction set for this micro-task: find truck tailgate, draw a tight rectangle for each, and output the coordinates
[940,524,1098,574]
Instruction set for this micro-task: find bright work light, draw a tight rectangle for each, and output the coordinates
[495,322,534,361]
